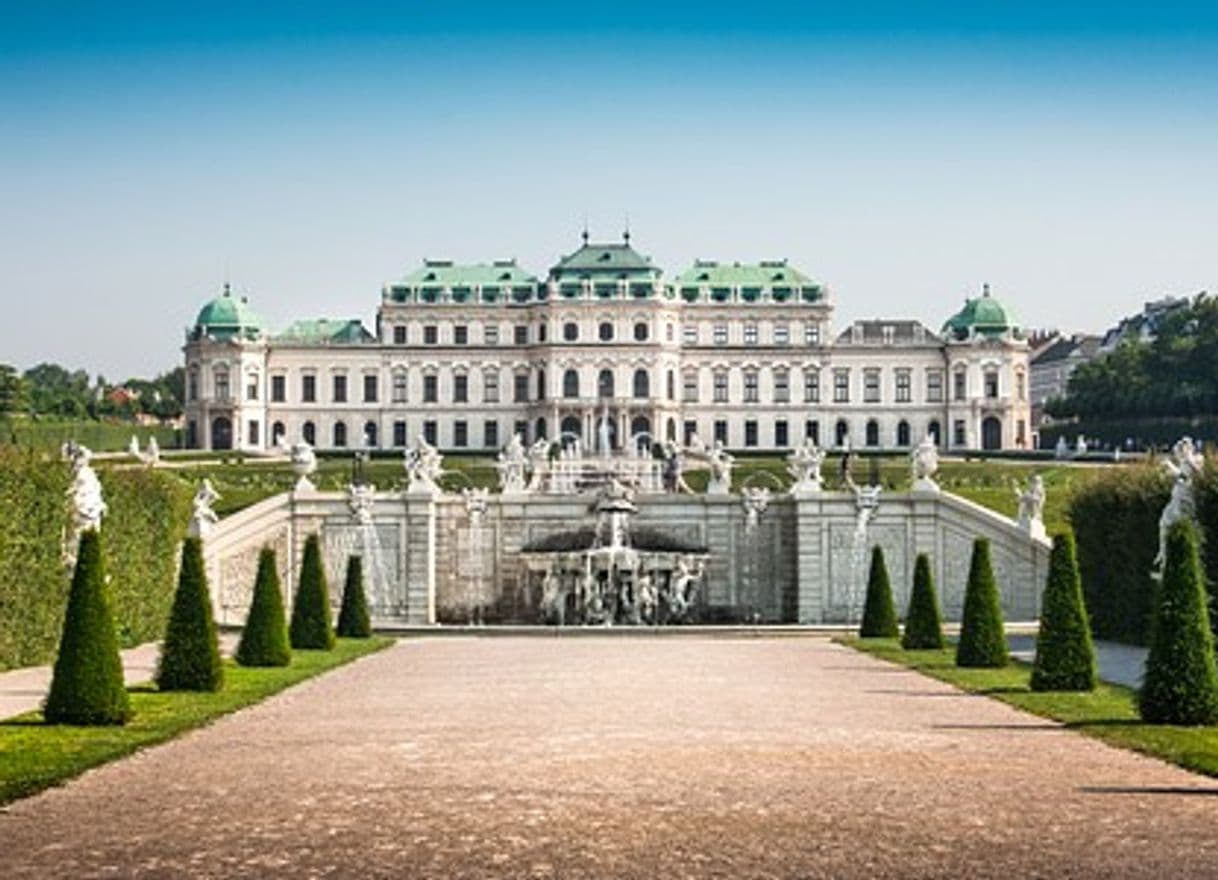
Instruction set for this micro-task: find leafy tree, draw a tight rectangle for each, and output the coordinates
[290,534,334,650]
[902,553,945,649]
[956,538,1009,668]
[236,547,291,667]
[156,537,224,691]
[1030,533,1097,691]
[1139,519,1218,724]
[0,363,26,417]
[336,555,373,638]
[44,530,131,725]
[859,545,898,638]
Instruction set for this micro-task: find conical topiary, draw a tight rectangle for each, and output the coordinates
[44,529,131,725]
[290,533,334,650]
[1139,519,1218,724]
[956,537,1009,668]
[902,553,945,649]
[157,536,224,691]
[236,546,291,667]
[859,545,899,638]
[1031,532,1097,692]
[336,555,372,638]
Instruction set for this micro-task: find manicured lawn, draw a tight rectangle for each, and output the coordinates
[841,637,1218,778]
[0,637,393,805]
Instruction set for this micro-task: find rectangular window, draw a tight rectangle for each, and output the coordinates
[423,420,438,446]
[514,325,528,345]
[682,371,699,403]
[683,324,698,345]
[393,325,407,345]
[423,375,438,403]
[454,325,468,345]
[484,325,499,345]
[744,370,759,403]
[895,369,911,403]
[804,369,820,403]
[392,373,407,403]
[775,420,789,447]
[745,420,758,447]
[513,420,528,441]
[1017,372,1026,401]
[773,369,789,403]
[953,419,966,446]
[248,420,259,446]
[423,325,438,345]
[302,374,316,403]
[333,375,347,403]
[453,374,468,404]
[713,371,728,403]
[484,420,499,449]
[713,323,728,345]
[484,372,500,404]
[805,322,820,345]
[805,419,820,444]
[744,322,758,346]
[773,323,790,345]
[271,375,285,403]
[863,369,881,403]
[214,372,230,401]
[985,371,999,398]
[954,370,967,401]
[833,369,850,403]
[713,419,728,446]
[393,420,407,447]
[514,373,529,403]
[684,420,698,445]
[363,374,378,403]
[246,379,258,401]
[453,420,468,448]
[927,370,944,403]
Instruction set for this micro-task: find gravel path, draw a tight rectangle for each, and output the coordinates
[2,636,1216,878]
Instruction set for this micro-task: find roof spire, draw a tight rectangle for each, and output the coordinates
[983,282,991,297]
[623,213,631,244]
[581,216,589,245]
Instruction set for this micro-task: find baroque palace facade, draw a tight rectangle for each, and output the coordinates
[183,235,1031,454]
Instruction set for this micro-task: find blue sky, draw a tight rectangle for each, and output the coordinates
[2,2,1217,378]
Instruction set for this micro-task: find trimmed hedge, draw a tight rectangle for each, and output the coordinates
[156,537,223,692]
[336,555,372,638]
[859,546,898,638]
[1030,533,1097,692]
[902,553,945,650]
[236,547,291,667]
[0,447,192,670]
[1138,519,1218,725]
[44,530,131,725]
[956,538,1009,668]
[290,534,334,650]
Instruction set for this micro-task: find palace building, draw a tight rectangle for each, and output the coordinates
[182,235,1031,454]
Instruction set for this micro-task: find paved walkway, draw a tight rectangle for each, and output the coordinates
[3,637,1216,878]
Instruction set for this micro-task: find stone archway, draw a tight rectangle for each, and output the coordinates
[982,416,1003,451]
[211,416,233,451]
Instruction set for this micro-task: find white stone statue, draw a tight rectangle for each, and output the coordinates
[1014,474,1046,541]
[66,442,107,535]
[346,482,375,526]
[786,439,826,495]
[636,572,657,623]
[706,440,734,496]
[1075,434,1088,457]
[1155,436,1206,570]
[597,408,613,458]
[911,435,940,493]
[405,434,444,495]
[290,442,318,491]
[497,432,529,494]
[188,478,221,538]
[128,435,140,459]
[540,567,563,624]
[145,436,160,465]
[742,486,771,531]
[1054,435,1070,460]
[526,439,551,492]
[661,439,694,494]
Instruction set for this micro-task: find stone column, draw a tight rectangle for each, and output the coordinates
[402,488,439,624]
[793,493,827,623]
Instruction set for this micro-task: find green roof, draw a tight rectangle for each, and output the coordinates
[942,285,1020,339]
[274,319,373,345]
[396,259,538,288]
[549,237,660,282]
[672,260,823,303]
[193,286,263,340]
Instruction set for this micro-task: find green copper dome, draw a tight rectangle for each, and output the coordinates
[942,285,1018,339]
[193,285,264,340]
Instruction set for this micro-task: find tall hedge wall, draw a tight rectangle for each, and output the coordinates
[0,448,192,669]
[1069,460,1218,645]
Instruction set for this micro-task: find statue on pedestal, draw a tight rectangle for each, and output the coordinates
[497,433,529,494]
[910,435,940,493]
[405,435,444,495]
[1155,436,1205,571]
[65,442,107,537]
[290,442,318,491]
[706,440,734,495]
[786,439,826,494]
[1014,474,1046,541]
[188,479,221,538]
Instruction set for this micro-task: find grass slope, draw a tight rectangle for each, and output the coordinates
[842,638,1218,779]
[0,637,392,805]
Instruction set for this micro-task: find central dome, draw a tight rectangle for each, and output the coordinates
[193,285,264,340]
[942,284,1018,339]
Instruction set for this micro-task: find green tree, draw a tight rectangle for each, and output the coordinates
[1138,519,1218,724]
[1030,533,1097,691]
[956,538,1009,668]
[0,363,26,416]
[336,555,373,638]
[236,547,291,667]
[902,553,945,650]
[859,545,898,638]
[44,530,131,725]
[290,534,334,650]
[156,536,223,692]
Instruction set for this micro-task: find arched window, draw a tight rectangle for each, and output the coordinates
[633,369,650,399]
[364,421,378,448]
[302,421,316,445]
[666,370,675,401]
[560,415,581,448]
[666,417,677,441]
[630,416,651,450]
[634,321,649,342]
[563,322,579,342]
[835,419,849,447]
[535,417,547,440]
[599,321,614,341]
[333,421,347,448]
[896,420,911,447]
[927,420,941,446]
[536,368,546,401]
[271,421,286,446]
[598,368,615,398]
[865,419,879,447]
[563,369,580,399]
